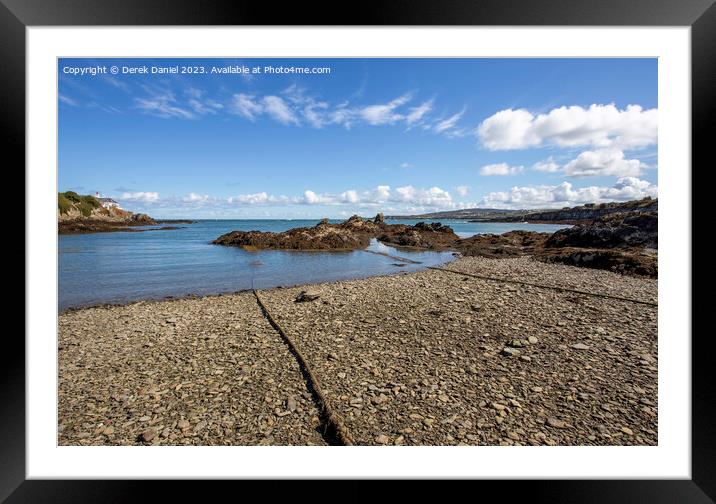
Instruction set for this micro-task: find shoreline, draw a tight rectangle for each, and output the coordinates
[59,256,657,446]
[57,256,457,315]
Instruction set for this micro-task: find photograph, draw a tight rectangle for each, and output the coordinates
[56,56,659,447]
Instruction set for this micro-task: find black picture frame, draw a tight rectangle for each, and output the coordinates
[5,0,713,499]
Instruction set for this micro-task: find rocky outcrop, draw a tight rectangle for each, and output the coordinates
[377,222,459,250]
[453,210,658,277]
[58,191,158,234]
[536,247,657,278]
[545,211,657,249]
[454,230,551,258]
[213,215,459,251]
[214,200,658,278]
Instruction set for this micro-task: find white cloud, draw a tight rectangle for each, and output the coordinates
[302,190,333,205]
[59,94,78,106]
[406,99,434,127]
[477,103,657,151]
[182,193,210,203]
[223,184,453,209]
[456,185,470,197]
[400,162,413,169]
[480,163,524,176]
[480,177,657,209]
[229,93,263,121]
[393,186,453,207]
[228,192,271,205]
[532,158,561,173]
[340,190,360,204]
[563,148,645,177]
[261,95,299,125]
[358,94,412,125]
[135,92,194,119]
[119,191,159,203]
[434,108,466,133]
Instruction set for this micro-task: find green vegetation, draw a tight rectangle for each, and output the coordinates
[58,191,101,217]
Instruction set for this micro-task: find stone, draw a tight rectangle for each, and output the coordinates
[286,396,297,412]
[177,419,190,430]
[501,347,521,357]
[295,291,320,302]
[528,336,539,344]
[571,343,590,350]
[140,428,157,442]
[546,418,566,429]
[375,434,390,445]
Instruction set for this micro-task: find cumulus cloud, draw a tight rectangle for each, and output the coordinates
[456,185,470,197]
[532,158,561,173]
[228,192,272,205]
[480,163,524,176]
[182,192,210,203]
[563,148,645,177]
[480,177,657,209]
[477,103,657,151]
[119,191,159,203]
[393,186,453,206]
[226,184,453,209]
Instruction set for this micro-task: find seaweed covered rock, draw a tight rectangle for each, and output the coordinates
[455,230,551,258]
[378,222,459,250]
[546,211,657,250]
[214,216,459,251]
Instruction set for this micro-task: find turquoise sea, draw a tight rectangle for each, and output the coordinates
[58,219,570,310]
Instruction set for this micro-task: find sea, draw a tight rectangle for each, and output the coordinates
[58,219,571,310]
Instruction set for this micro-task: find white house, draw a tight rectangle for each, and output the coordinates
[95,192,122,210]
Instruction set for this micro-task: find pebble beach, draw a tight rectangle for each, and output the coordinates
[58,255,658,446]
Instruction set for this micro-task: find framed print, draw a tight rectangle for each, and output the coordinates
[6,0,714,499]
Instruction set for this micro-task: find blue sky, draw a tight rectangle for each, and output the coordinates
[58,58,658,218]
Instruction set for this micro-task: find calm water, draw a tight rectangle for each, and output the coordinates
[58,219,570,310]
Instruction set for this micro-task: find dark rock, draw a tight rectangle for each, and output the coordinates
[295,291,320,302]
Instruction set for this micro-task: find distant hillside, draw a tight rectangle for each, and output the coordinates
[387,197,657,224]
[475,197,658,223]
[386,208,530,220]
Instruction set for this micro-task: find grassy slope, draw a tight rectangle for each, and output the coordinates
[58,191,102,217]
